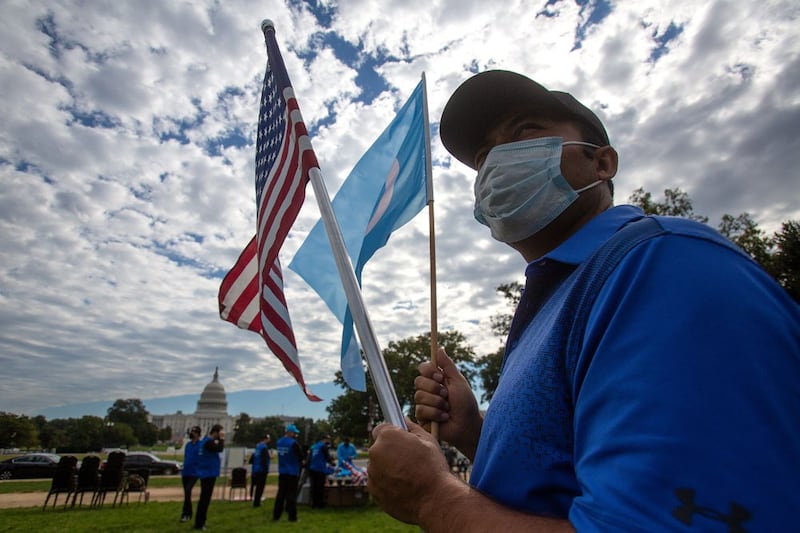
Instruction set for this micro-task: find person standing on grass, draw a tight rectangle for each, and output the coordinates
[272,424,304,522]
[180,425,202,523]
[308,434,335,508]
[251,433,271,508]
[195,424,224,531]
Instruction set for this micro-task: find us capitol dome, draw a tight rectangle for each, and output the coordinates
[150,367,235,441]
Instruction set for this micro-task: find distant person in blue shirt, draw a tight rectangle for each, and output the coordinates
[367,69,800,532]
[194,424,224,531]
[272,424,304,522]
[250,433,271,508]
[180,425,202,523]
[308,434,335,508]
[336,437,357,468]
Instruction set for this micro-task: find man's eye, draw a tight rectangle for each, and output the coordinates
[514,123,540,138]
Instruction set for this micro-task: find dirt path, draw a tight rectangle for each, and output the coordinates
[0,485,278,509]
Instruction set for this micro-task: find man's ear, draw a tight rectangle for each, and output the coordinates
[595,145,618,182]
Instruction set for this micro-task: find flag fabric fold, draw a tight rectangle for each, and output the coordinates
[219,23,320,402]
[289,81,429,391]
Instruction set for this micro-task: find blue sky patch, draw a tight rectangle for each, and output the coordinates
[649,21,684,63]
[573,0,613,50]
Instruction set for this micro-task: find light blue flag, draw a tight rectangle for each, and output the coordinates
[289,81,429,391]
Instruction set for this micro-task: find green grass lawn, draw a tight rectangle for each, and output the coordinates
[0,498,416,532]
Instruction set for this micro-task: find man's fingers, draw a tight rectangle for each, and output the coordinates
[415,404,450,423]
[414,374,447,396]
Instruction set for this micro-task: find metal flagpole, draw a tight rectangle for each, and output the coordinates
[421,72,440,440]
[306,165,407,429]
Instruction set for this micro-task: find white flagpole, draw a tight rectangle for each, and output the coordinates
[307,167,407,429]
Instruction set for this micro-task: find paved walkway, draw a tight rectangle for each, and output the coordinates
[0,485,277,509]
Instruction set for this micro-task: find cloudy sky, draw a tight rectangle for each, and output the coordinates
[1,0,798,418]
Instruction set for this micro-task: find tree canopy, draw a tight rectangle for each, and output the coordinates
[107,398,158,446]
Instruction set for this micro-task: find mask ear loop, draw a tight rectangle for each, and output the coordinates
[574,179,606,194]
[561,140,601,149]
[563,141,613,194]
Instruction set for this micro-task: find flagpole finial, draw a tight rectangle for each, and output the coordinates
[261,19,275,36]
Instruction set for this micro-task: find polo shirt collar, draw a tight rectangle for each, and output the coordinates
[527,205,645,271]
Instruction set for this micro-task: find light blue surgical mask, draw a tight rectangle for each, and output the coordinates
[473,136,604,243]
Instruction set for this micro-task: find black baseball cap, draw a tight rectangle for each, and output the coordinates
[440,70,610,170]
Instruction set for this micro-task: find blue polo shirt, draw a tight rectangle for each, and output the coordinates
[470,205,800,531]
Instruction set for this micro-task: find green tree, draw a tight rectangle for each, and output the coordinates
[326,389,371,445]
[326,330,477,443]
[489,282,523,338]
[0,412,39,449]
[157,426,172,443]
[260,416,292,447]
[107,398,158,446]
[628,187,708,222]
[770,220,800,301]
[476,346,504,404]
[103,422,137,449]
[477,282,523,403]
[63,416,105,452]
[232,413,254,446]
[38,418,70,451]
[718,213,772,267]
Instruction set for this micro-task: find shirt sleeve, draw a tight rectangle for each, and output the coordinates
[567,234,800,530]
[205,438,224,454]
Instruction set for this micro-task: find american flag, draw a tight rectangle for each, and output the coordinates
[218,22,320,402]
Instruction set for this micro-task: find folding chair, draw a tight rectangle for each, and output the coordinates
[228,467,248,501]
[70,455,101,508]
[92,451,126,507]
[42,455,78,510]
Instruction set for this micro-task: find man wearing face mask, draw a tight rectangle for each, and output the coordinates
[367,70,800,532]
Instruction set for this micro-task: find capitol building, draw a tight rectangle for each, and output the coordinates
[150,367,236,442]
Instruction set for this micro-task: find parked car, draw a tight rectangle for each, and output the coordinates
[122,452,181,475]
[0,453,62,480]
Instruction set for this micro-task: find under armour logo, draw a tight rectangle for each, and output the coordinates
[672,488,750,532]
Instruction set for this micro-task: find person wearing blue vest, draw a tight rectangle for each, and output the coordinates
[251,433,271,508]
[272,424,304,522]
[309,434,335,508]
[194,424,224,531]
[367,70,800,532]
[336,437,357,469]
[179,425,202,523]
